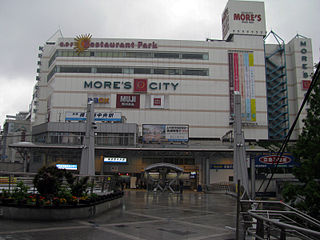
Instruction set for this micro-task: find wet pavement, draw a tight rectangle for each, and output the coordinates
[0,191,237,240]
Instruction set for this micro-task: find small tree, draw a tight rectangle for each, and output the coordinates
[282,78,320,219]
[33,166,65,196]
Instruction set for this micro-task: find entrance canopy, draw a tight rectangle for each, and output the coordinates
[145,162,183,172]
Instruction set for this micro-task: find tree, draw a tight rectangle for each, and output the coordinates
[282,78,320,219]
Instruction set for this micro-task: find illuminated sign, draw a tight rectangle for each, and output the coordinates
[210,164,233,169]
[60,40,158,49]
[116,94,140,108]
[65,112,121,122]
[104,157,127,163]
[74,34,92,54]
[56,164,77,170]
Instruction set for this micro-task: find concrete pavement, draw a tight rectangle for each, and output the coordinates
[0,190,237,240]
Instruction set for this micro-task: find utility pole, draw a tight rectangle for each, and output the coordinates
[80,102,96,176]
[233,92,249,195]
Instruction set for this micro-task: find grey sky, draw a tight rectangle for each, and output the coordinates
[0,0,319,127]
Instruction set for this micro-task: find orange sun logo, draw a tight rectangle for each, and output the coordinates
[74,34,92,54]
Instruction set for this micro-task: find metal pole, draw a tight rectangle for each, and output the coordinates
[251,157,256,200]
[236,179,240,240]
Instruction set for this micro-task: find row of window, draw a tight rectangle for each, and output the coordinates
[33,132,135,146]
[49,50,209,67]
[47,65,209,81]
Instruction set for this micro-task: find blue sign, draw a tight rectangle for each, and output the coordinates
[254,154,298,168]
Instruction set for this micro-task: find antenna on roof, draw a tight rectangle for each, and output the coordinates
[46,28,63,44]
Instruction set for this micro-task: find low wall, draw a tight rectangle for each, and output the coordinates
[0,198,122,220]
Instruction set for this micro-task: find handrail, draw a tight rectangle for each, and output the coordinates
[240,199,320,239]
[248,210,320,238]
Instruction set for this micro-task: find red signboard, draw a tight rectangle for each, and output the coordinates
[302,80,311,91]
[153,98,162,106]
[258,155,292,165]
[116,94,140,108]
[134,79,148,92]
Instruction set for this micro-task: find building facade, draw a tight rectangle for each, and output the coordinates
[7,0,314,189]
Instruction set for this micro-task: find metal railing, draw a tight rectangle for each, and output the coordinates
[240,199,320,239]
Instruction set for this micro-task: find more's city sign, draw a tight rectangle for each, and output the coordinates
[84,80,179,91]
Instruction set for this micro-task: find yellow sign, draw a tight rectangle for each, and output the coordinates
[74,34,92,54]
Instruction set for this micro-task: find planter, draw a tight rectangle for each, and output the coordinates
[0,194,123,220]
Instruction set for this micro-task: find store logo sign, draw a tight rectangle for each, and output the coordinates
[151,95,164,109]
[116,94,140,108]
[134,79,147,92]
[74,34,92,54]
[88,97,110,104]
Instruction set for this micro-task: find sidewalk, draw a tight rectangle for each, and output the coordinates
[0,191,237,240]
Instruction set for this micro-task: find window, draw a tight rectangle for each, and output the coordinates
[182,53,206,60]
[154,52,179,59]
[97,67,122,74]
[181,69,208,76]
[60,66,92,73]
[134,68,151,74]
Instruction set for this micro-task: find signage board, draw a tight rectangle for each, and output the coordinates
[222,1,266,40]
[228,51,256,122]
[104,157,127,163]
[151,95,164,108]
[56,164,77,170]
[65,112,122,122]
[116,94,140,108]
[254,154,298,168]
[142,124,189,143]
[210,164,233,169]
[134,79,148,92]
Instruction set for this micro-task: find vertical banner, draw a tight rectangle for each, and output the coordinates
[233,53,239,91]
[228,51,256,122]
[244,53,251,121]
[249,53,256,121]
[239,53,245,118]
[228,53,234,116]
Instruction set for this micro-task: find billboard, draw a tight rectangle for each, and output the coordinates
[222,0,266,40]
[65,112,121,122]
[229,51,256,122]
[254,154,298,168]
[116,94,140,108]
[142,124,189,143]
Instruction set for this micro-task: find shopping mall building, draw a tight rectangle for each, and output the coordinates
[5,0,314,189]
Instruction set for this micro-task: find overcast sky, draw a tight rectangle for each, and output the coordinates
[0,0,319,128]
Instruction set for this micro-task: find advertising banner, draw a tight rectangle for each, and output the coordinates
[65,112,122,122]
[228,51,256,122]
[142,124,189,143]
[254,154,298,168]
[116,94,140,108]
